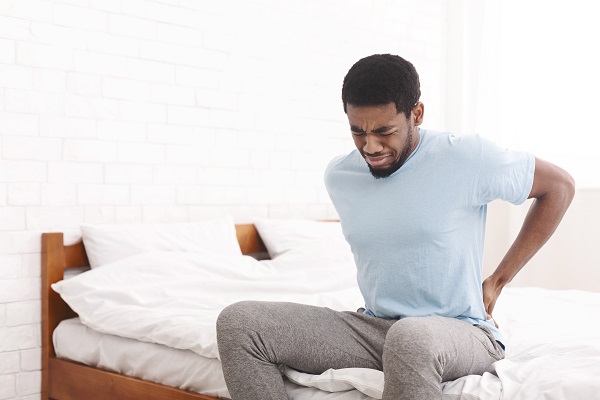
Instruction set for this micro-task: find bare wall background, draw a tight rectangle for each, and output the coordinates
[0,1,448,399]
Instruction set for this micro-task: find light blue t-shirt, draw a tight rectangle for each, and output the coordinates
[324,129,535,344]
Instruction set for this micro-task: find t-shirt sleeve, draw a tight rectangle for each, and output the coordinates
[323,154,344,194]
[474,136,535,206]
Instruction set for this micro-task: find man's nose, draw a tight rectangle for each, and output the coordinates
[363,134,383,155]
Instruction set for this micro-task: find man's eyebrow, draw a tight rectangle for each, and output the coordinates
[350,125,394,134]
[371,126,394,134]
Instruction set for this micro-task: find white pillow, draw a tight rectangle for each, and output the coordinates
[253,218,344,258]
[81,216,241,268]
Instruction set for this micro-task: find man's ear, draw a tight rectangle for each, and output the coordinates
[412,102,424,126]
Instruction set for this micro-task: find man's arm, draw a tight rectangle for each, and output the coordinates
[483,157,576,320]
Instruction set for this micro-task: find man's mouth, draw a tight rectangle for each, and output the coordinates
[365,154,392,168]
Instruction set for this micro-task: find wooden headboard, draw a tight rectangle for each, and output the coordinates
[41,224,267,398]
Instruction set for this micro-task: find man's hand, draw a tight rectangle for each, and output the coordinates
[482,275,502,328]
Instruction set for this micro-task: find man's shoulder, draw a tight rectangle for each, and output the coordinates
[420,130,487,162]
[324,149,368,193]
[423,129,485,150]
[325,149,363,174]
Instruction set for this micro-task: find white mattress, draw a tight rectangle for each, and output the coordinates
[54,317,375,400]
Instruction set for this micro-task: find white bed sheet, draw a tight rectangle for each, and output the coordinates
[491,287,600,400]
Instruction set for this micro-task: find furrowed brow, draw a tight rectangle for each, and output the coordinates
[371,125,394,134]
[350,125,366,133]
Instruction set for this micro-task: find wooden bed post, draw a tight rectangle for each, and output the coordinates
[42,233,67,400]
[235,224,267,255]
[41,233,88,400]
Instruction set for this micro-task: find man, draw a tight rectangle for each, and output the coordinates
[217,54,575,400]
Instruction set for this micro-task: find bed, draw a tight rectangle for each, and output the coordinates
[42,217,373,400]
[42,217,600,400]
[41,222,268,400]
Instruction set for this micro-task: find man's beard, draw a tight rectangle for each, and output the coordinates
[368,128,414,179]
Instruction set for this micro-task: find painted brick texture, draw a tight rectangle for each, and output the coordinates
[0,1,447,399]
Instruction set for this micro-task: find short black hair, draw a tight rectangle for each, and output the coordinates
[342,54,421,117]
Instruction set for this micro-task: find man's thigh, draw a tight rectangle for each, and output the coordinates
[217,301,394,373]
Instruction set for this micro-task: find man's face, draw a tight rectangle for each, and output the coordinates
[346,102,423,179]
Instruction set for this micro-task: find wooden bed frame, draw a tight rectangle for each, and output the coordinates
[41,224,268,400]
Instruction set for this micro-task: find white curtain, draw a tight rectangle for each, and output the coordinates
[456,0,600,187]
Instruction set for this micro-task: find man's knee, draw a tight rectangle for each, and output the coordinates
[217,301,269,361]
[217,300,258,332]
[382,317,449,398]
[384,316,443,361]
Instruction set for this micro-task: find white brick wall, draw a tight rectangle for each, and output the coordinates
[0,1,448,399]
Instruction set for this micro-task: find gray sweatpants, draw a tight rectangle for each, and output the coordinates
[216,301,504,400]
